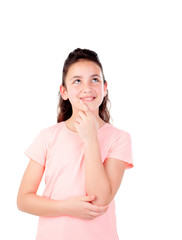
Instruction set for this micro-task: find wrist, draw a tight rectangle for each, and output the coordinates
[83,135,98,147]
[58,199,69,216]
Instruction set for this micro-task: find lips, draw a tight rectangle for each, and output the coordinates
[80,97,96,102]
[80,96,96,99]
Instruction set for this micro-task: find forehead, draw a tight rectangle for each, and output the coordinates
[66,60,102,78]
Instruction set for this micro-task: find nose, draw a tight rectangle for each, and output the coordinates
[81,82,93,93]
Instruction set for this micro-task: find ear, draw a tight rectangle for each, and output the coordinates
[60,84,68,100]
[103,81,108,97]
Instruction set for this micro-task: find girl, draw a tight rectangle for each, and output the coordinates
[17,48,134,240]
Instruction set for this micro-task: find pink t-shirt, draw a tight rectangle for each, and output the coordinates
[24,121,134,240]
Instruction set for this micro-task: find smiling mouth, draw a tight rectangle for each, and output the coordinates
[80,97,96,102]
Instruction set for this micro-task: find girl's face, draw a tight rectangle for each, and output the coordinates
[60,59,107,118]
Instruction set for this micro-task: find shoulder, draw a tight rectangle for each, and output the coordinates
[104,123,131,139]
[38,122,64,139]
[101,123,132,151]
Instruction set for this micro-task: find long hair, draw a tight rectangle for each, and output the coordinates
[57,48,112,123]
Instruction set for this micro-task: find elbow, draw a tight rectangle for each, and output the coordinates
[17,193,27,212]
[91,196,111,206]
[17,194,23,212]
[91,188,112,206]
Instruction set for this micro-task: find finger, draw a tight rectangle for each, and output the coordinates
[79,99,90,112]
[90,204,109,212]
[91,207,108,215]
[78,110,86,118]
[73,121,79,129]
[75,116,81,124]
[81,195,95,202]
[90,210,107,218]
[79,100,94,119]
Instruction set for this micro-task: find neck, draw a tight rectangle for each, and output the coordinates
[65,115,105,132]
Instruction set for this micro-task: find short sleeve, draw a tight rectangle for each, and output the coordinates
[106,132,134,169]
[24,130,47,166]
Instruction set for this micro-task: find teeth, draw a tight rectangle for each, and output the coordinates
[81,97,94,100]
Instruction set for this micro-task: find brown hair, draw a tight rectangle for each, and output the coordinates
[57,48,112,123]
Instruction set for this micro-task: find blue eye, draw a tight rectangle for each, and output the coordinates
[73,78,99,84]
[74,79,80,83]
[92,78,99,82]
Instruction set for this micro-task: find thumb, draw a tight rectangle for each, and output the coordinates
[81,195,95,202]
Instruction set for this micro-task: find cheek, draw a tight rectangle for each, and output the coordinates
[97,87,104,96]
[68,89,80,103]
[68,87,77,96]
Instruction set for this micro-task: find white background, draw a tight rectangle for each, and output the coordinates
[0,0,181,239]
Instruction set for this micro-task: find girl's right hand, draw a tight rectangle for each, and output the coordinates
[63,195,109,220]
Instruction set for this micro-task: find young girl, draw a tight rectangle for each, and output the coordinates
[17,48,134,240]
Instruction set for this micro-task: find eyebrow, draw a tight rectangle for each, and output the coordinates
[70,74,101,81]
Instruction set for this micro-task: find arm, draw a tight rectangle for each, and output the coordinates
[103,157,126,205]
[83,136,112,206]
[17,159,109,219]
[84,136,126,206]
[17,159,66,217]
